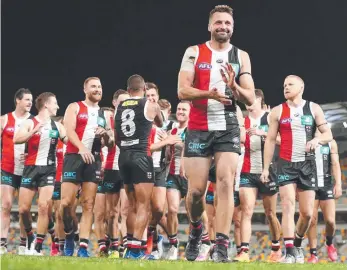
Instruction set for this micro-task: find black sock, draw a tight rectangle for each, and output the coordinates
[27,231,34,250]
[79,238,89,249]
[211,240,216,245]
[74,233,80,243]
[284,238,295,256]
[191,220,203,237]
[326,236,333,246]
[168,234,178,248]
[98,239,106,252]
[110,238,119,251]
[240,242,249,253]
[216,233,229,248]
[123,236,128,248]
[236,245,241,254]
[54,237,59,244]
[271,240,280,251]
[131,238,141,253]
[0,238,7,247]
[20,237,27,247]
[35,234,45,253]
[59,239,65,252]
[310,248,317,256]
[294,233,304,248]
[202,232,211,245]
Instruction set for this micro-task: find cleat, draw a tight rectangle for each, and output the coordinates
[157,235,164,259]
[185,229,202,261]
[31,250,43,256]
[232,250,249,262]
[149,250,160,260]
[307,254,319,263]
[167,246,178,260]
[77,248,90,257]
[50,242,59,256]
[108,250,120,258]
[196,244,210,261]
[281,253,296,264]
[64,233,75,256]
[128,250,146,260]
[267,250,282,262]
[0,246,7,255]
[17,246,27,255]
[327,244,338,262]
[294,247,304,264]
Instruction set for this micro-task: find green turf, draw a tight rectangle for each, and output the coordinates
[1,255,346,270]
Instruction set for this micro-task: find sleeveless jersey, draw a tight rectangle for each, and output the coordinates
[55,140,65,182]
[315,143,333,187]
[115,98,152,153]
[1,112,31,175]
[242,112,269,174]
[279,101,316,162]
[151,121,175,168]
[189,42,241,131]
[169,127,187,175]
[66,101,105,155]
[25,118,60,166]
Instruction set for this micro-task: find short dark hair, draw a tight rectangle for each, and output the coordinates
[35,92,56,111]
[209,5,233,21]
[145,82,159,94]
[255,89,265,107]
[158,99,171,110]
[113,89,128,101]
[127,74,145,92]
[14,88,31,107]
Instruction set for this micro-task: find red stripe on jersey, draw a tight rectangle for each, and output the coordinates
[188,44,212,131]
[25,118,41,166]
[1,113,16,173]
[241,117,251,173]
[66,101,88,154]
[279,103,293,161]
[147,129,155,156]
[55,140,64,182]
[105,146,115,170]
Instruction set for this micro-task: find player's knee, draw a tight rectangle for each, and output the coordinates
[264,206,276,220]
[281,198,295,214]
[152,208,164,222]
[38,201,49,216]
[300,209,313,221]
[241,203,254,219]
[82,198,95,213]
[1,199,12,214]
[168,204,179,216]
[55,210,63,222]
[325,217,335,229]
[18,204,30,216]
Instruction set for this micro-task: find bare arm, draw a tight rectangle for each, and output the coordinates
[330,140,342,197]
[102,111,115,148]
[57,122,68,144]
[263,106,281,170]
[0,115,7,137]
[13,119,35,144]
[231,51,256,106]
[64,103,85,151]
[147,101,163,128]
[313,103,333,144]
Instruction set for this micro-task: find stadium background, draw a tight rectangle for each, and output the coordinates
[2,0,347,262]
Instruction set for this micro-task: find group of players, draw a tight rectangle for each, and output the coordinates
[0,5,343,264]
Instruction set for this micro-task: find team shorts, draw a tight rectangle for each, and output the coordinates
[277,158,317,191]
[166,174,188,198]
[184,128,241,158]
[21,165,55,189]
[1,170,22,189]
[62,153,102,184]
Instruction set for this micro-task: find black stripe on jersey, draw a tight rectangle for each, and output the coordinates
[260,112,269,168]
[47,120,59,166]
[303,101,316,158]
[91,109,105,154]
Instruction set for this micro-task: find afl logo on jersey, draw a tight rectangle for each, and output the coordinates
[280,118,292,124]
[198,62,212,70]
[78,113,88,119]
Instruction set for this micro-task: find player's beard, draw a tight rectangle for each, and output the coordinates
[88,92,102,103]
[212,29,232,43]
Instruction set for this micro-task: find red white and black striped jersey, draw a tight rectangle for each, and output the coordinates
[279,101,316,162]
[188,42,241,131]
[242,113,269,174]
[25,118,60,166]
[55,140,66,182]
[1,112,31,175]
[66,101,106,155]
[169,127,186,175]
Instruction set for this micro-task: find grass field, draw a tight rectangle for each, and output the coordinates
[1,255,346,270]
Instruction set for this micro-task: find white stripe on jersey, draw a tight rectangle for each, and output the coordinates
[235,146,245,192]
[248,116,263,174]
[35,122,57,166]
[81,106,99,152]
[152,127,162,168]
[13,115,26,175]
[315,143,331,187]
[290,105,307,162]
